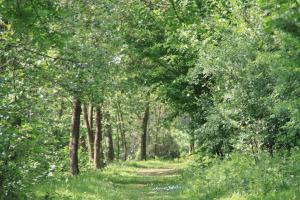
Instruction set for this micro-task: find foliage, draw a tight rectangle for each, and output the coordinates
[0,0,299,198]
[183,149,300,199]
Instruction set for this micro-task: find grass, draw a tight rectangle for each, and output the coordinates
[182,150,300,200]
[31,151,300,200]
[31,160,190,200]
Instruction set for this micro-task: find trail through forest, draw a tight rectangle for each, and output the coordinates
[112,164,183,199]
[34,160,189,200]
[1,1,299,199]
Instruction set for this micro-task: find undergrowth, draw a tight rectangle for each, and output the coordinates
[29,151,300,200]
[183,149,300,200]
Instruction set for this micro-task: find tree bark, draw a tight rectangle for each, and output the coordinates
[116,102,128,160]
[154,105,161,157]
[89,104,94,130]
[106,112,115,162]
[94,106,104,169]
[115,115,121,160]
[69,98,81,175]
[83,103,94,162]
[189,132,195,154]
[119,111,128,160]
[140,102,150,160]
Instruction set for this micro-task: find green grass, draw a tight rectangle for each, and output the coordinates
[31,160,190,200]
[31,151,300,200]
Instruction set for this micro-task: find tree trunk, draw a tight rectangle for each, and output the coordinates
[154,133,158,157]
[106,112,114,162]
[154,106,161,157]
[115,115,120,160]
[94,106,104,169]
[89,104,94,130]
[140,102,150,160]
[116,102,128,160]
[69,98,81,175]
[83,103,94,162]
[189,132,195,154]
[119,112,128,160]
[58,101,64,119]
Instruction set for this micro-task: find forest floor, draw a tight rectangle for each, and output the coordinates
[33,160,190,200]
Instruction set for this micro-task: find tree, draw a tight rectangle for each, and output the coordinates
[140,101,150,160]
[69,98,81,175]
[105,112,115,162]
[83,103,94,162]
[94,106,104,169]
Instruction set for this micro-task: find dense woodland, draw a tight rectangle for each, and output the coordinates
[0,0,299,199]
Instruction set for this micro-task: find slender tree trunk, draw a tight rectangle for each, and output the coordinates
[115,115,120,160]
[89,104,94,130]
[119,112,128,160]
[116,102,128,160]
[106,112,114,162]
[83,103,94,162]
[189,132,195,154]
[88,104,94,152]
[94,106,104,169]
[140,102,150,160]
[89,104,94,149]
[107,131,114,162]
[154,106,161,157]
[58,101,64,119]
[154,132,158,157]
[69,98,81,175]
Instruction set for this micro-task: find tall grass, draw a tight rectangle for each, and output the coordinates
[182,149,300,200]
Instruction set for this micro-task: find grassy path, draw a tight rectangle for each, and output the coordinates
[34,160,189,200]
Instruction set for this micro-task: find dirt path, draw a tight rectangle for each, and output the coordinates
[135,168,179,176]
[33,160,188,200]
[108,161,187,200]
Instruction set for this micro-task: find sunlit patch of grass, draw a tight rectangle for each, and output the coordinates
[118,159,188,170]
[31,159,189,200]
[219,193,248,200]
